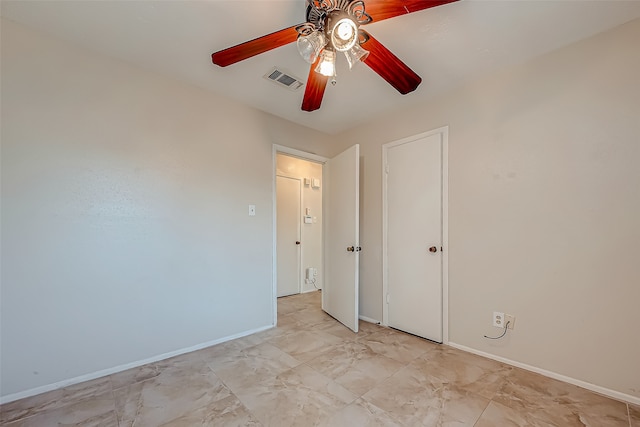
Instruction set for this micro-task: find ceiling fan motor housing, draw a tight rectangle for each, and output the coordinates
[303,0,370,33]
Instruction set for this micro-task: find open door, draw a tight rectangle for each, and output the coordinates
[323,144,359,332]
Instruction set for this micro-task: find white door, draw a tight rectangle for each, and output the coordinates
[276,176,301,297]
[384,132,443,342]
[323,144,360,332]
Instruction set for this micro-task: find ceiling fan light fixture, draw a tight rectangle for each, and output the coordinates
[315,48,336,77]
[297,30,327,64]
[328,13,358,52]
[336,19,355,40]
[344,43,369,69]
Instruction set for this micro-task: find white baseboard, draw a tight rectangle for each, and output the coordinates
[0,324,274,405]
[359,315,381,325]
[447,342,640,406]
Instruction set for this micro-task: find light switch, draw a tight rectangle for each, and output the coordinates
[249,204,256,216]
[312,178,320,189]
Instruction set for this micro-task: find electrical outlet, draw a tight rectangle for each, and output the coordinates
[492,311,505,328]
[504,313,516,330]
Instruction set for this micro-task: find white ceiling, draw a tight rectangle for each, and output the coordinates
[3,0,640,134]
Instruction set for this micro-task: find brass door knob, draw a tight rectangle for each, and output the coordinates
[429,246,438,253]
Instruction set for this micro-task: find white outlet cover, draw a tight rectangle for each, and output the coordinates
[492,311,505,328]
[504,313,516,329]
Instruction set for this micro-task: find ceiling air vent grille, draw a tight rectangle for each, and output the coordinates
[263,67,304,91]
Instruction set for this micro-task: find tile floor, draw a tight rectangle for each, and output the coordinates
[1,290,638,426]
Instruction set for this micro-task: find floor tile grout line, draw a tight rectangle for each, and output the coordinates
[1,409,46,425]
[472,398,493,427]
[213,375,264,427]
[107,377,121,427]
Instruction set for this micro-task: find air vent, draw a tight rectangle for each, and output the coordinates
[263,67,304,91]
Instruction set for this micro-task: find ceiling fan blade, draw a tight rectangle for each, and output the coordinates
[301,57,329,112]
[364,0,459,23]
[212,26,300,67]
[360,31,422,95]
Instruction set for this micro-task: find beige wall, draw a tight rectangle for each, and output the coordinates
[0,19,332,399]
[3,13,639,404]
[333,19,640,400]
[276,154,324,293]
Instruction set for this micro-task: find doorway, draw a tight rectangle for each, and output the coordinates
[275,152,324,298]
[273,144,361,332]
[382,127,449,343]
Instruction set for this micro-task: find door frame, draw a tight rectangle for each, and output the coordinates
[272,144,328,326]
[381,126,450,344]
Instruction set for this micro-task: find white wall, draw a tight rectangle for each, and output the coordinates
[276,154,323,293]
[0,19,333,399]
[333,19,640,400]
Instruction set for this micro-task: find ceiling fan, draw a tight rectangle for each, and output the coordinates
[211,0,458,112]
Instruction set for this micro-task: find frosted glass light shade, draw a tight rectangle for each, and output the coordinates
[315,49,336,77]
[330,18,358,52]
[344,43,369,69]
[297,31,327,64]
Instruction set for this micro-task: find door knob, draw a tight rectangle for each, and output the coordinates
[429,246,438,253]
[347,246,355,252]
[296,241,301,245]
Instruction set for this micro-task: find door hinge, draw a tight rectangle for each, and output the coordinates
[386,293,390,304]
[385,164,389,174]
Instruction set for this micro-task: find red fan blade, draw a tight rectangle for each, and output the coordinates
[212,26,300,67]
[364,0,459,23]
[301,57,329,112]
[360,31,422,94]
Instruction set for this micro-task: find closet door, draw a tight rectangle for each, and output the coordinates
[384,132,443,342]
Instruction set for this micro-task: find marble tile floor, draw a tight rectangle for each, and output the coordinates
[1,290,638,426]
